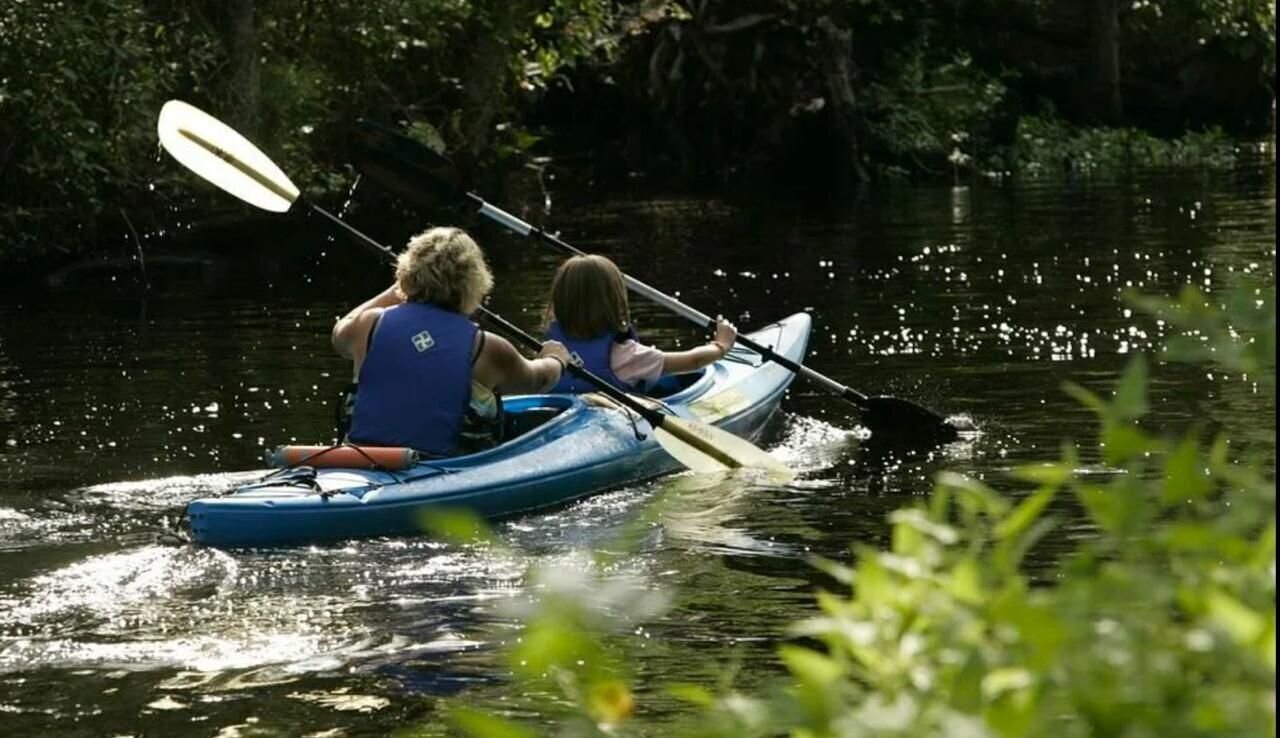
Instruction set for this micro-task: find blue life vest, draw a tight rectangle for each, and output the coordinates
[545,320,641,394]
[348,302,476,455]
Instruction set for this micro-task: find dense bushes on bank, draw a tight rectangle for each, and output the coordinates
[0,0,1274,263]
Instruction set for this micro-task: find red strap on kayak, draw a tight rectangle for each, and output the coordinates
[267,445,419,470]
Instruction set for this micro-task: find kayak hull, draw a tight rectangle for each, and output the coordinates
[187,312,811,546]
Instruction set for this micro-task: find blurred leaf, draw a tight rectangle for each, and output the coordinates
[1075,481,1144,535]
[809,555,855,586]
[996,515,1059,574]
[891,508,961,545]
[1206,590,1267,646]
[1009,462,1072,487]
[947,556,985,605]
[513,616,599,679]
[981,667,1033,701]
[666,682,715,707]
[1111,355,1149,420]
[1163,434,1213,504]
[419,507,502,547]
[587,679,635,725]
[992,592,1066,668]
[995,485,1057,542]
[937,471,1009,517]
[451,708,539,738]
[1062,381,1108,417]
[983,683,1037,738]
[1101,420,1153,465]
[780,645,843,687]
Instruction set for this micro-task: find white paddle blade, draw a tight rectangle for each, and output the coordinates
[157,100,300,213]
[655,416,795,482]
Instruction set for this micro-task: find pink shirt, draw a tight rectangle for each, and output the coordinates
[610,339,665,387]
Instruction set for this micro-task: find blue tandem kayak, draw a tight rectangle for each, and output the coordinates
[186,312,811,547]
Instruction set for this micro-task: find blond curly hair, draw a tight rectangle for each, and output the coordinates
[395,227,493,313]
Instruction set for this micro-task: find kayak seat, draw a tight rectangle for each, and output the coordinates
[647,369,706,399]
[504,406,569,439]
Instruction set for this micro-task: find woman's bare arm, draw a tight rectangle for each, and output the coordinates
[332,284,402,360]
[474,332,570,394]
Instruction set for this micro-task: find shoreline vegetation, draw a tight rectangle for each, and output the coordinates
[414,285,1276,738]
[1,0,1275,268]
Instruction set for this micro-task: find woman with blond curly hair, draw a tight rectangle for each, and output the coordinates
[332,227,571,456]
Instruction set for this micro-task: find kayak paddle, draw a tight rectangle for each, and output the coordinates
[155,99,794,479]
[348,120,960,445]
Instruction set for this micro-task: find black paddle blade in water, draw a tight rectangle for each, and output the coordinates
[349,119,462,211]
[859,396,959,445]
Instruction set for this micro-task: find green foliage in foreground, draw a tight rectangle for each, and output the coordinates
[415,285,1275,738]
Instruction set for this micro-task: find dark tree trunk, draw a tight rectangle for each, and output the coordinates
[224,0,260,135]
[459,0,533,164]
[816,17,867,183]
[1090,0,1123,124]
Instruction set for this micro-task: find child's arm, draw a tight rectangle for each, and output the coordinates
[661,318,737,374]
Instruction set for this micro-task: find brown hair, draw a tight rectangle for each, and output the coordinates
[545,254,631,339]
[395,227,493,314]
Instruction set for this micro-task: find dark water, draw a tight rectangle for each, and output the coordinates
[0,164,1274,736]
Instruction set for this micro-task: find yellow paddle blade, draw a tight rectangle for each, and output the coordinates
[157,100,300,213]
[654,415,795,482]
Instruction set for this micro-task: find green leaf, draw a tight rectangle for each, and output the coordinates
[809,555,855,586]
[992,592,1066,668]
[891,507,960,545]
[995,485,1058,541]
[1252,523,1276,571]
[419,507,501,546]
[779,645,843,687]
[1075,480,1126,532]
[451,707,539,738]
[949,652,985,712]
[981,667,1034,700]
[946,556,985,605]
[1101,420,1152,465]
[984,684,1038,738]
[1062,381,1107,417]
[1111,355,1149,420]
[666,683,715,707]
[996,515,1059,574]
[1009,462,1072,487]
[1163,434,1212,504]
[853,551,894,606]
[511,616,601,679]
[937,472,1009,517]
[1205,590,1267,645]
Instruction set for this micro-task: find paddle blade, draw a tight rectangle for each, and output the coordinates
[655,415,795,482]
[861,396,959,445]
[157,100,300,212]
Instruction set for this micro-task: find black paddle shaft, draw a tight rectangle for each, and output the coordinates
[307,201,670,431]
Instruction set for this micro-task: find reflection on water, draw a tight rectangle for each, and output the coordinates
[0,164,1274,735]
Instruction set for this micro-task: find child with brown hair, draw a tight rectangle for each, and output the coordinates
[544,254,737,394]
